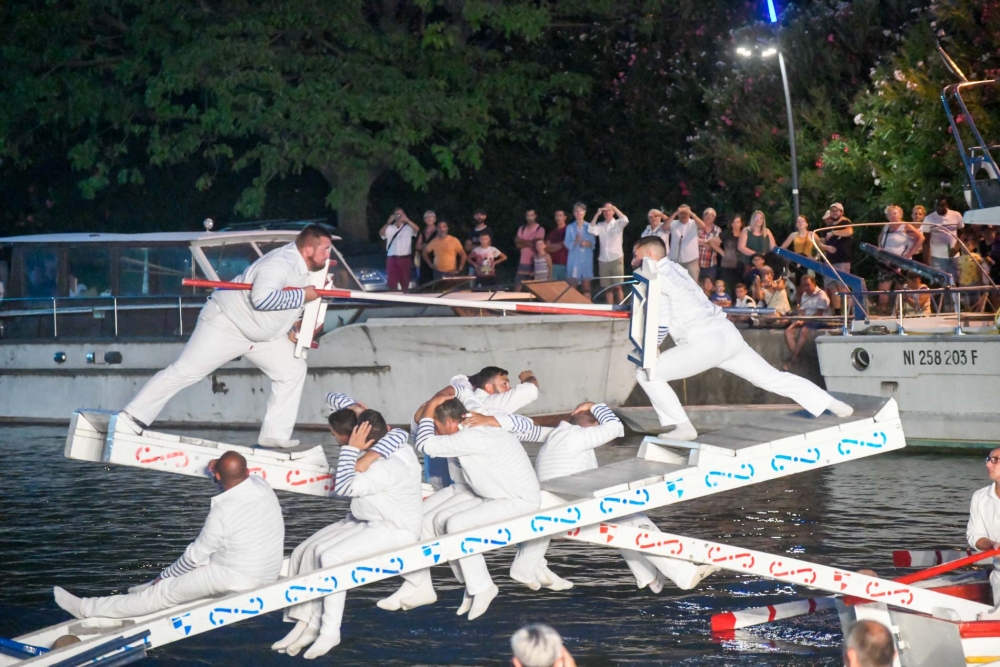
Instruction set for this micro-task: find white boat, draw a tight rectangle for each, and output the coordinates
[0,229,634,427]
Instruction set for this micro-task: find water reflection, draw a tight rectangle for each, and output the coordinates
[0,427,984,666]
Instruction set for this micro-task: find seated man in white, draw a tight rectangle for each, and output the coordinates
[510,402,717,593]
[54,451,283,619]
[967,447,1000,606]
[379,369,544,612]
[631,235,853,441]
[273,409,422,658]
[412,392,541,620]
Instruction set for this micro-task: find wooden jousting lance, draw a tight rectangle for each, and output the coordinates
[181,279,631,319]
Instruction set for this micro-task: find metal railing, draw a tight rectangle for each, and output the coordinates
[836,285,999,336]
[0,295,208,339]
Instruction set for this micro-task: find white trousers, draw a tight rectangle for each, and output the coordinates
[443,498,538,596]
[80,563,257,619]
[307,525,416,636]
[992,569,1000,607]
[412,484,478,585]
[124,300,307,444]
[284,518,362,623]
[510,513,703,590]
[636,321,833,427]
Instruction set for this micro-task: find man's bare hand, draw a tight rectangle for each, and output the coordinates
[461,412,501,429]
[348,421,375,450]
[518,370,538,386]
[303,286,320,302]
[433,386,457,401]
[554,647,577,667]
[573,401,595,414]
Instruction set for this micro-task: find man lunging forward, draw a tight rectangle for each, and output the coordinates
[631,236,853,441]
[117,224,332,447]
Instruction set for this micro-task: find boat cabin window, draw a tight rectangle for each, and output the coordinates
[22,248,59,298]
[199,241,285,281]
[67,247,112,297]
[119,247,192,296]
[0,246,10,300]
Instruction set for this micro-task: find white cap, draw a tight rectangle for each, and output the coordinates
[829,202,844,211]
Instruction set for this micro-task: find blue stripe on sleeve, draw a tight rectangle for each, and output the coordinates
[415,419,436,453]
[591,403,620,425]
[508,413,543,442]
[371,429,407,458]
[325,392,357,411]
[657,326,669,344]
[333,447,362,496]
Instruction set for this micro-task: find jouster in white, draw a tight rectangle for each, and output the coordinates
[509,403,717,592]
[273,409,422,659]
[53,452,284,620]
[631,237,853,441]
[967,449,1000,606]
[119,225,333,447]
[412,393,541,621]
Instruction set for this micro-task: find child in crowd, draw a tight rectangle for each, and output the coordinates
[733,283,755,308]
[710,280,732,307]
[701,276,715,299]
[745,254,767,285]
[533,238,552,282]
[468,231,507,288]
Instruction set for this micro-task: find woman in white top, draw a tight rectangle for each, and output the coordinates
[876,204,925,311]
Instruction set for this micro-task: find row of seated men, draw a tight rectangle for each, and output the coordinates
[53,367,716,659]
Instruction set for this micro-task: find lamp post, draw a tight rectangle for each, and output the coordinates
[738,44,800,225]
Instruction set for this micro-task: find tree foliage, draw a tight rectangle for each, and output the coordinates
[1,0,601,238]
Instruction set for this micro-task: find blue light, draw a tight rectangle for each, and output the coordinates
[766,0,778,22]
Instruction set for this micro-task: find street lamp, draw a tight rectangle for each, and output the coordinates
[738,44,800,225]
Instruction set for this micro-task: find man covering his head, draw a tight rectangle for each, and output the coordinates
[842,620,895,667]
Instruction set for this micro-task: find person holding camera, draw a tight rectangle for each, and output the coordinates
[379,208,420,291]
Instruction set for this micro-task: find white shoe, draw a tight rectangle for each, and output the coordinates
[456,590,473,616]
[114,412,144,436]
[647,573,666,594]
[658,421,698,442]
[285,624,320,657]
[510,571,542,591]
[258,437,301,449]
[272,620,309,652]
[537,566,573,591]
[467,585,499,621]
[54,586,84,619]
[827,399,854,418]
[303,631,341,659]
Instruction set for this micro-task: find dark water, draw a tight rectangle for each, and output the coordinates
[0,426,986,666]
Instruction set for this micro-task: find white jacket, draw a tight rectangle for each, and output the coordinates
[212,242,312,342]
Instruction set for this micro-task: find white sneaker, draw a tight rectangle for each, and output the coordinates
[114,412,144,436]
[658,421,698,442]
[258,437,302,449]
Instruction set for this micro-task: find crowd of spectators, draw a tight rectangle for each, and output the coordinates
[377,195,998,320]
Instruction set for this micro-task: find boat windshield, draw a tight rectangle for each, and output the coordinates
[195,239,362,290]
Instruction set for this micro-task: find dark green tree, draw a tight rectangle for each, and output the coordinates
[1,0,602,239]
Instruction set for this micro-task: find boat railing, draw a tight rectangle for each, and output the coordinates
[835,285,999,336]
[0,294,209,339]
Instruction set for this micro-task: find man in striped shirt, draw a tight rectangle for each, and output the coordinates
[117,224,333,448]
[509,403,717,593]
[54,452,284,619]
[273,406,422,658]
[412,392,541,621]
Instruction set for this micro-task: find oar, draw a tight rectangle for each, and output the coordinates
[181,279,630,319]
[712,545,1000,632]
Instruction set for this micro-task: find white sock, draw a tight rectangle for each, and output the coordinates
[285,624,320,657]
[258,437,301,448]
[510,570,541,590]
[827,399,854,418]
[54,587,84,619]
[539,566,573,591]
[456,590,473,616]
[659,421,698,442]
[399,579,438,610]
[683,565,719,590]
[467,585,499,621]
[303,632,341,659]
[271,620,309,651]
[376,583,409,612]
[648,573,666,594]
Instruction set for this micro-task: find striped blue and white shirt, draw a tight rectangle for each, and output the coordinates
[534,404,624,483]
[212,242,313,342]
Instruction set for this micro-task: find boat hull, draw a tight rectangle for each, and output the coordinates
[816,334,1000,447]
[0,315,634,427]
